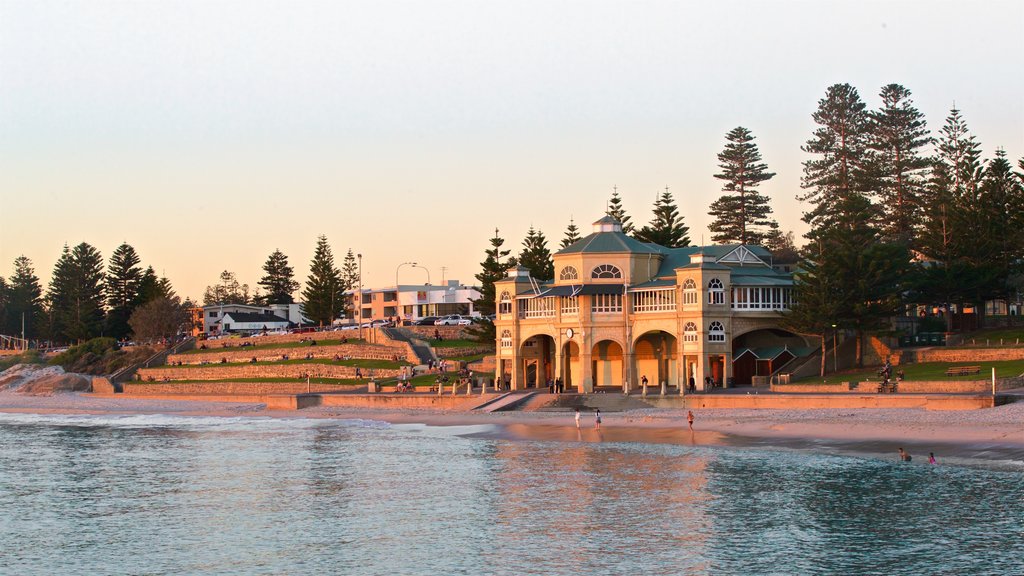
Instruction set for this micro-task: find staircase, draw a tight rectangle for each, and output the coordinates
[109,337,195,391]
[381,327,435,366]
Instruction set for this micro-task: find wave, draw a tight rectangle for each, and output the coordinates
[0,411,393,432]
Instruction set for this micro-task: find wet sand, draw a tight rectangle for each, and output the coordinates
[2,390,1022,465]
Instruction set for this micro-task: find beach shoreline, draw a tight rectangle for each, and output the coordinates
[2,390,1022,465]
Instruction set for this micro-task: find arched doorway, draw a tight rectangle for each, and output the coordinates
[562,340,580,391]
[520,335,556,389]
[633,331,678,390]
[591,340,623,390]
[731,328,811,385]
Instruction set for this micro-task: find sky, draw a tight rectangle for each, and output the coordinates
[2,0,1022,302]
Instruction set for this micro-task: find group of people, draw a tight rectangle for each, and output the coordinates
[898,448,938,465]
[546,377,566,394]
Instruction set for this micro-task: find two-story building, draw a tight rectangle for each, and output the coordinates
[494,216,812,393]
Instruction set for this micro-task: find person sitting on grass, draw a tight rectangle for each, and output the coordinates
[250,357,257,364]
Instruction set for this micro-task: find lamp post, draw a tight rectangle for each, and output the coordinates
[831,323,838,374]
[410,263,430,285]
[358,254,363,342]
[396,261,416,288]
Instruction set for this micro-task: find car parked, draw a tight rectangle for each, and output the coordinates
[434,314,472,326]
[415,316,440,326]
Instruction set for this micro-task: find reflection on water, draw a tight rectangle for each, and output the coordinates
[0,413,1021,575]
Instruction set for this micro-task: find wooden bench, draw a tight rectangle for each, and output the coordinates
[945,365,981,376]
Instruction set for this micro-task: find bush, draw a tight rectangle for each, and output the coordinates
[0,350,44,372]
[48,337,153,375]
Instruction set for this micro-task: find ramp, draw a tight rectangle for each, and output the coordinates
[473,391,537,412]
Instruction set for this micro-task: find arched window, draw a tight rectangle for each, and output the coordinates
[708,278,725,305]
[559,266,579,281]
[708,321,726,342]
[682,278,697,305]
[498,291,512,315]
[500,330,512,348]
[683,321,698,342]
[591,264,622,279]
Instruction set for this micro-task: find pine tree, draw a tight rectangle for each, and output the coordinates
[47,242,106,342]
[918,107,986,330]
[340,249,359,319]
[300,235,343,326]
[763,228,799,264]
[975,150,1024,305]
[5,256,44,339]
[634,189,690,248]
[105,243,144,339]
[473,228,516,317]
[606,188,634,235]
[138,266,162,304]
[782,242,842,377]
[258,249,299,304]
[708,127,777,245]
[868,84,932,243]
[560,218,581,249]
[799,83,874,232]
[518,227,554,281]
[0,277,8,336]
[156,276,176,300]
[203,270,250,305]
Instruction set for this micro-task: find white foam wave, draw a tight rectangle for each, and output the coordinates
[0,411,392,432]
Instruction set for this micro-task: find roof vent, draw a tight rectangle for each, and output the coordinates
[593,215,622,233]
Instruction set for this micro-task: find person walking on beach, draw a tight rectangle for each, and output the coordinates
[574,407,581,429]
[928,452,937,465]
[594,409,602,430]
[687,410,694,431]
[898,448,912,462]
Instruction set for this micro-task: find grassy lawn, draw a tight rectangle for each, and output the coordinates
[448,353,489,363]
[134,377,365,385]
[957,327,1024,344]
[795,359,1024,384]
[185,338,367,355]
[159,358,407,370]
[426,338,490,349]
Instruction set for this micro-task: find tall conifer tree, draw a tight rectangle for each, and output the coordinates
[5,256,44,339]
[300,236,343,326]
[634,189,690,248]
[868,84,932,243]
[606,188,634,235]
[518,227,554,281]
[473,228,516,317]
[258,249,299,304]
[47,242,106,342]
[560,218,581,249]
[799,83,873,232]
[340,249,359,318]
[105,243,144,339]
[708,127,777,245]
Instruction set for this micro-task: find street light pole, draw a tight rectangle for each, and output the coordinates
[396,261,416,288]
[411,263,430,285]
[358,254,363,341]
[831,324,838,373]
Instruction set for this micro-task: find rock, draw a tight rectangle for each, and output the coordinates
[0,364,65,392]
[19,373,92,396]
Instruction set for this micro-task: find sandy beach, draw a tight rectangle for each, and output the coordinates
[2,389,1022,465]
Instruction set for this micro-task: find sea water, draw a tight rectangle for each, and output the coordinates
[0,413,1021,575]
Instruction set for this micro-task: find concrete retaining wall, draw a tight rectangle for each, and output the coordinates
[643,394,999,411]
[770,380,1011,394]
[136,363,399,381]
[907,348,1024,363]
[123,381,366,395]
[170,344,406,366]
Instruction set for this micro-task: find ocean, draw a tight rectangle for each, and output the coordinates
[1,413,1021,575]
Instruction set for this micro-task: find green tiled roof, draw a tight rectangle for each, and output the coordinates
[557,231,663,255]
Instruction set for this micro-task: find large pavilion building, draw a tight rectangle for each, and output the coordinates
[493,216,812,393]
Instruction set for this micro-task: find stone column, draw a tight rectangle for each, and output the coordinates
[580,351,593,393]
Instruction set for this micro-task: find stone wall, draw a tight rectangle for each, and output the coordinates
[136,363,400,381]
[433,345,494,359]
[170,344,406,366]
[123,381,365,395]
[771,380,1013,394]
[402,326,469,340]
[645,394,998,411]
[907,347,1024,363]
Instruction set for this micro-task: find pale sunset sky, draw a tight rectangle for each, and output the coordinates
[2,0,1022,302]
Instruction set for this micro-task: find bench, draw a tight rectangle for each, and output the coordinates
[945,365,981,377]
[877,381,898,394]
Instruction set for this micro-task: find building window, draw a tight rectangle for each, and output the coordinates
[633,289,676,312]
[500,330,512,349]
[522,297,557,318]
[591,293,622,313]
[708,321,726,342]
[730,286,792,310]
[561,295,579,316]
[559,266,579,281]
[499,291,512,315]
[682,278,697,305]
[208,311,218,318]
[684,321,698,343]
[591,264,622,279]
[708,278,725,305]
